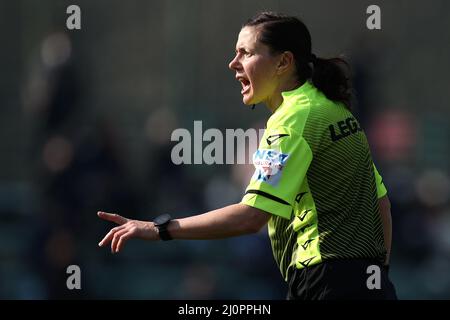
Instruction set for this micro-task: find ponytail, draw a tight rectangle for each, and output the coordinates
[311,56,352,109]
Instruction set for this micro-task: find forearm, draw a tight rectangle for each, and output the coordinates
[378,195,392,265]
[167,203,270,240]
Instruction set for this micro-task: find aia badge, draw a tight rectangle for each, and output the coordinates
[252,149,289,185]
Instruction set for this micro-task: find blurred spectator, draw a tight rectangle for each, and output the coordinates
[22,31,139,298]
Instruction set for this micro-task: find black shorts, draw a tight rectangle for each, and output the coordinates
[286,258,398,300]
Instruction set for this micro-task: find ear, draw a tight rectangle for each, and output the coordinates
[276,51,295,75]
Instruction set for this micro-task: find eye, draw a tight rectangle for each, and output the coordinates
[242,49,253,58]
[237,48,252,57]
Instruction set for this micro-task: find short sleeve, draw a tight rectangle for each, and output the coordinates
[241,126,313,219]
[373,164,388,198]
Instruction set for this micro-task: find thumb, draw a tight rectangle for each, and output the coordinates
[97,211,128,225]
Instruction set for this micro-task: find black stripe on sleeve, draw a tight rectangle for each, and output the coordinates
[245,189,291,206]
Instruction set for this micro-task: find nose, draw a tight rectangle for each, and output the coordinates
[228,54,240,71]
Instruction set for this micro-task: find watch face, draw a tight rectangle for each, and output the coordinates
[154,214,171,226]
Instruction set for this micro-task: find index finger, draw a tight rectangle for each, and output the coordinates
[97,211,128,225]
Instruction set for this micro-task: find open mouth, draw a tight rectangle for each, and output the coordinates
[237,77,251,94]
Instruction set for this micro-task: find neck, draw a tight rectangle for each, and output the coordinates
[265,77,303,113]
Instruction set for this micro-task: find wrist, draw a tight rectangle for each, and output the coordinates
[153,214,173,241]
[150,222,161,241]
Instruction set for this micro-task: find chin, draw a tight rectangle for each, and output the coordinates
[242,95,256,105]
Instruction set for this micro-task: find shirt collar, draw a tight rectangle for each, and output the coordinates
[273,81,314,114]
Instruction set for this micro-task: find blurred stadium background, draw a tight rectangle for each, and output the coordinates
[1,0,449,299]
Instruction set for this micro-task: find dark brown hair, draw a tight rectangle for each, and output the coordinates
[244,12,352,109]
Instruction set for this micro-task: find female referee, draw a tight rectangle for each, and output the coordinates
[98,12,397,300]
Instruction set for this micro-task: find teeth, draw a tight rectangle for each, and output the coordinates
[237,76,250,94]
[241,82,250,94]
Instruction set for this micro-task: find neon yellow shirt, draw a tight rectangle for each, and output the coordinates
[242,81,387,281]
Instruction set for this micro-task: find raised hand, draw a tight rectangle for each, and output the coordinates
[97,211,159,253]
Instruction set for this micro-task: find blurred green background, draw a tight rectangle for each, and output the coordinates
[1,0,449,299]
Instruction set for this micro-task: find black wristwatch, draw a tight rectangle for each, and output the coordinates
[153,214,173,241]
